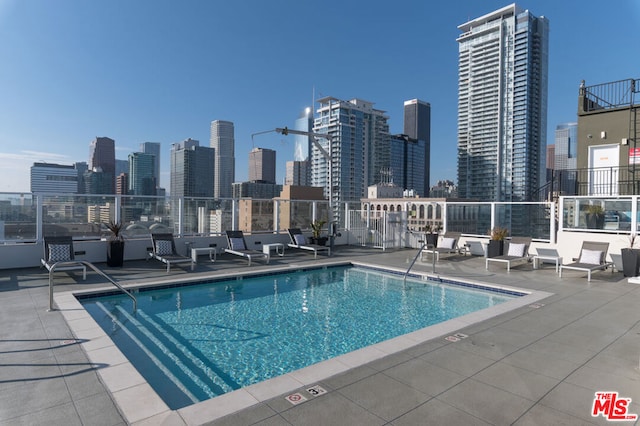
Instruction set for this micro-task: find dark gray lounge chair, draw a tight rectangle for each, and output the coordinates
[150,233,194,273]
[287,228,330,259]
[41,235,86,279]
[225,230,270,266]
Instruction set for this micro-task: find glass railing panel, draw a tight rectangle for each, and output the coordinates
[0,193,36,241]
[495,203,551,240]
[42,194,115,239]
[279,200,314,231]
[563,197,632,232]
[238,199,273,233]
[121,195,174,237]
[446,203,492,236]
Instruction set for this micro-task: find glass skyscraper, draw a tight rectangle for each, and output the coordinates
[457,4,549,202]
[128,152,156,195]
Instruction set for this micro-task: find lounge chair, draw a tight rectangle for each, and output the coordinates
[149,233,195,273]
[532,247,563,272]
[287,228,331,259]
[465,240,487,257]
[225,230,270,266]
[41,235,86,280]
[559,241,613,281]
[485,237,531,272]
[420,232,461,261]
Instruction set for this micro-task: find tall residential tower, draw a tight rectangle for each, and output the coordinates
[210,120,235,199]
[456,4,549,201]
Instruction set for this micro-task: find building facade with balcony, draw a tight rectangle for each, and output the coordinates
[457,4,548,202]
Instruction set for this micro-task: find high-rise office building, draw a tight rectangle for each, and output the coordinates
[312,97,390,213]
[140,142,161,189]
[390,135,428,196]
[210,120,235,199]
[248,147,276,183]
[128,152,156,195]
[456,4,549,201]
[170,139,215,197]
[403,99,431,194]
[553,122,578,195]
[30,163,79,193]
[294,107,313,161]
[88,137,116,194]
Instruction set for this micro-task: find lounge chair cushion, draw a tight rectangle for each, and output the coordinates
[155,240,173,256]
[440,237,455,249]
[230,237,246,250]
[579,249,602,265]
[507,243,526,257]
[49,244,71,262]
[294,234,306,245]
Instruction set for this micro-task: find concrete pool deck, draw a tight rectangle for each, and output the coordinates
[1,246,639,425]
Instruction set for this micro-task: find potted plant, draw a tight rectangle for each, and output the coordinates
[621,233,640,277]
[487,226,508,258]
[105,221,125,267]
[585,204,605,229]
[310,220,327,246]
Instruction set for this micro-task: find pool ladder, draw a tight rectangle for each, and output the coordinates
[403,238,436,283]
[47,260,137,312]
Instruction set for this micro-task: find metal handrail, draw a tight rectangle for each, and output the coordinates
[404,230,437,283]
[47,260,137,312]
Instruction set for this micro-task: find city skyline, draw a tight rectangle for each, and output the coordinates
[0,1,639,193]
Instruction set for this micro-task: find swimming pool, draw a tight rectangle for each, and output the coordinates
[78,264,523,410]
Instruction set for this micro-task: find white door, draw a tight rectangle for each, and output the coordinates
[588,144,619,195]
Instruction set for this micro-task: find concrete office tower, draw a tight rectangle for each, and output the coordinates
[248,147,276,183]
[140,142,161,189]
[170,139,215,197]
[285,160,309,186]
[210,120,235,199]
[404,99,431,194]
[128,152,156,195]
[312,97,390,208]
[88,137,116,193]
[457,4,549,201]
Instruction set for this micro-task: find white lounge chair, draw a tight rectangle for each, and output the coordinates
[485,237,531,272]
[421,232,461,261]
[559,241,613,282]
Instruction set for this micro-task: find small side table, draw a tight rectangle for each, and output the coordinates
[191,247,217,263]
[533,255,562,273]
[263,243,285,258]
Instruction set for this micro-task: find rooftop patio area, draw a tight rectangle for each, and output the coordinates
[1,246,639,425]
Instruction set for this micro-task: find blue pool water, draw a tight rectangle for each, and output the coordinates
[80,265,519,409]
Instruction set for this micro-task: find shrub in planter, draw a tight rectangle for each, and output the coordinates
[105,221,125,267]
[621,233,640,277]
[487,227,508,258]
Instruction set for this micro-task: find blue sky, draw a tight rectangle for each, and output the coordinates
[0,0,639,193]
